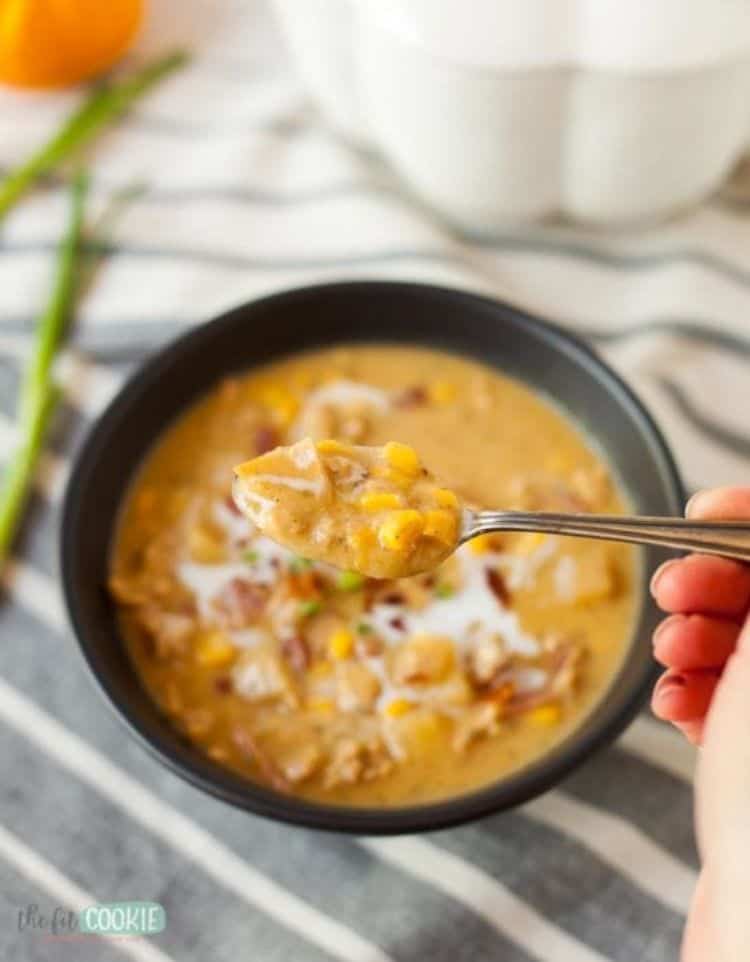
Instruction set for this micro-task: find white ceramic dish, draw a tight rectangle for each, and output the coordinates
[271,0,750,227]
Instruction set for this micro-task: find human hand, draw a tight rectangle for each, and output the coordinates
[651,487,750,962]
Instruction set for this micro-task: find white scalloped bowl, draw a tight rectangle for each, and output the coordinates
[271,0,750,227]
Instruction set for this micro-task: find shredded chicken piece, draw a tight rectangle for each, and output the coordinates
[232,649,297,705]
[278,742,323,784]
[467,633,511,686]
[452,702,501,753]
[135,607,194,659]
[213,578,269,629]
[232,727,289,793]
[324,737,393,788]
[281,634,311,673]
[549,641,583,697]
[391,635,454,685]
[335,663,381,713]
[505,638,584,716]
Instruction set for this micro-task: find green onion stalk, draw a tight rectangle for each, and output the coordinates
[0,172,88,565]
[0,50,188,222]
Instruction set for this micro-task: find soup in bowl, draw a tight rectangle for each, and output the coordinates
[62,282,682,831]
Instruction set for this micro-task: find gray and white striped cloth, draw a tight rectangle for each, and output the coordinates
[5,0,750,958]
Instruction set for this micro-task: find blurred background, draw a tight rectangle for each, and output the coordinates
[2,1,749,959]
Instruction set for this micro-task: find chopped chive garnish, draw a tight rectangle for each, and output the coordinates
[242,549,259,564]
[298,599,322,618]
[435,584,454,599]
[289,556,313,573]
[336,570,364,592]
[356,621,372,635]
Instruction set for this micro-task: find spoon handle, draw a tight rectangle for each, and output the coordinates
[466,511,750,562]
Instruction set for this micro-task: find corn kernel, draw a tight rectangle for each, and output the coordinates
[328,628,355,660]
[467,532,497,555]
[428,381,457,404]
[377,510,425,553]
[359,491,403,512]
[348,526,376,567]
[433,487,459,509]
[259,386,300,427]
[409,713,443,748]
[194,631,237,668]
[308,698,335,715]
[188,525,225,563]
[373,464,412,489]
[383,698,414,718]
[423,509,458,545]
[309,660,334,679]
[316,438,351,455]
[383,441,421,477]
[514,532,547,556]
[528,704,562,727]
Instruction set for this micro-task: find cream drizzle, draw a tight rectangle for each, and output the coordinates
[250,473,325,495]
[365,546,540,656]
[177,535,293,618]
[213,499,255,543]
[302,380,390,412]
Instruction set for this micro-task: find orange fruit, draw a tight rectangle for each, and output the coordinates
[0,0,143,89]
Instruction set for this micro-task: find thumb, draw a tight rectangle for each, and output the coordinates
[695,616,750,961]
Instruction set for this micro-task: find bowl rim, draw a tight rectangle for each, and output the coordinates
[61,280,685,834]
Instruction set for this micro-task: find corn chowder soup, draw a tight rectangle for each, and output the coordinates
[110,345,638,806]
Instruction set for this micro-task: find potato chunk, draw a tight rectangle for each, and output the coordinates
[391,634,455,685]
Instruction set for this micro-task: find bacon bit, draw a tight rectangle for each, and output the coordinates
[213,578,269,629]
[389,616,406,633]
[356,634,384,658]
[254,425,278,455]
[223,493,242,516]
[232,727,289,793]
[281,634,311,673]
[421,574,437,589]
[361,580,381,612]
[287,569,324,600]
[504,691,553,717]
[214,675,233,695]
[506,641,583,716]
[394,385,428,408]
[485,567,510,606]
[480,681,515,707]
[381,591,406,606]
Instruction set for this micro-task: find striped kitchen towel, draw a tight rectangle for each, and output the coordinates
[4,0,747,959]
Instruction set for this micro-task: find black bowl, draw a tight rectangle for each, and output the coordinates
[62,281,684,834]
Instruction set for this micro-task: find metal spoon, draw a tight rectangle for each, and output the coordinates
[461,510,750,562]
